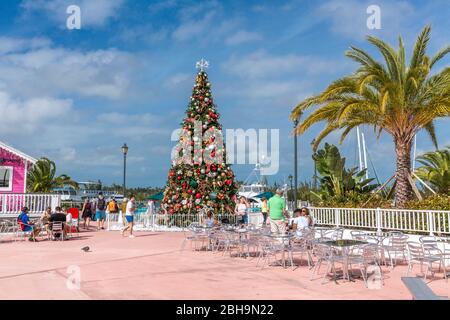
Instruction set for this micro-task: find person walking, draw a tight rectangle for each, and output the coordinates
[90,197,97,222]
[121,197,128,227]
[81,198,92,229]
[108,197,119,214]
[268,189,288,235]
[146,199,155,228]
[261,197,268,226]
[95,192,107,230]
[121,195,136,238]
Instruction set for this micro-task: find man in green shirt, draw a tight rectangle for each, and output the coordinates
[268,189,288,234]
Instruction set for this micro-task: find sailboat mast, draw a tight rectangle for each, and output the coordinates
[362,132,369,179]
[356,127,363,171]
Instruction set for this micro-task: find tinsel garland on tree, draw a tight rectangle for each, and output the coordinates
[161,65,238,214]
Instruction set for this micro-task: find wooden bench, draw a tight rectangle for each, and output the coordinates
[401,277,448,300]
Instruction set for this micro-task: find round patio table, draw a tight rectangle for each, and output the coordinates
[267,233,295,268]
[323,239,368,282]
[314,227,333,240]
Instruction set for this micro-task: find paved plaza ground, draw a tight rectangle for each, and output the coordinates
[1,229,449,300]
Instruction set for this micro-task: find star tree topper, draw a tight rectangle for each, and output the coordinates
[196,58,209,72]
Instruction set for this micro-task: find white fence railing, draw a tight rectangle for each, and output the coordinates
[105,207,450,236]
[106,212,250,232]
[0,193,61,217]
[310,207,450,235]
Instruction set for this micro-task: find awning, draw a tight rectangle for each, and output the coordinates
[147,191,164,201]
[254,191,274,199]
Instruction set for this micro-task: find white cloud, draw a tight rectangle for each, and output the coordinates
[164,73,191,88]
[222,51,343,79]
[0,41,138,100]
[172,11,216,41]
[0,91,73,134]
[21,0,125,28]
[225,30,262,46]
[0,37,52,54]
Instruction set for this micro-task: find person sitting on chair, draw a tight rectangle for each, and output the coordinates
[48,207,68,239]
[17,207,41,242]
[291,208,311,237]
[204,212,218,228]
[40,207,52,235]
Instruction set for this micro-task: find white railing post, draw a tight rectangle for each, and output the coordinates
[1,194,6,213]
[335,208,340,227]
[427,211,434,236]
[376,207,382,235]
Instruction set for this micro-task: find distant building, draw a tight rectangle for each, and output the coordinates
[0,141,37,194]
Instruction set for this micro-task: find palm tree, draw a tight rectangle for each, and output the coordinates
[27,157,78,193]
[415,147,450,195]
[291,26,450,208]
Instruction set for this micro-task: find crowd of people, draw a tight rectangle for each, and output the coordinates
[233,188,313,235]
[17,189,310,242]
[17,206,74,242]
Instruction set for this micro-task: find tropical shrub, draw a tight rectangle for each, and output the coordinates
[415,147,450,195]
[27,157,78,193]
[311,143,378,201]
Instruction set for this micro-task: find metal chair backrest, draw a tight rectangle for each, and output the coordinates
[331,228,344,241]
[419,236,440,252]
[52,221,64,232]
[407,242,424,261]
[389,234,408,249]
[351,231,367,240]
[314,243,333,259]
[362,244,379,263]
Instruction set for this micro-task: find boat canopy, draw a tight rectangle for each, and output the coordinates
[147,191,164,201]
[254,191,274,199]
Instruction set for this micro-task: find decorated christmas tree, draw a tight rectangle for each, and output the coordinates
[161,59,238,214]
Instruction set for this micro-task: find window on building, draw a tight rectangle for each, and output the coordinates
[0,166,13,191]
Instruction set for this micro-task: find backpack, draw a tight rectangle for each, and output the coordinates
[108,201,117,212]
[97,198,106,210]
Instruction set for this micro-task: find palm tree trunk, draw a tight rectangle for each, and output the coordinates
[394,138,413,208]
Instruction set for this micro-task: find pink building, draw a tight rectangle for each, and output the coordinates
[0,141,37,194]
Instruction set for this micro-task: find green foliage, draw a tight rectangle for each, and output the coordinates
[406,195,450,211]
[312,143,378,200]
[27,157,78,193]
[415,147,450,195]
[291,25,450,207]
[312,192,392,208]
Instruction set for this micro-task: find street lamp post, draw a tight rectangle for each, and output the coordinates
[288,174,293,211]
[293,119,299,209]
[121,143,129,197]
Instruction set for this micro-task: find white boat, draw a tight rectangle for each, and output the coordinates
[54,181,123,202]
[238,163,267,207]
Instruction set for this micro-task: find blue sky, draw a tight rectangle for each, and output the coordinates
[0,0,448,188]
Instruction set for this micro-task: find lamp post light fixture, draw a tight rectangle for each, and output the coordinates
[293,118,299,209]
[121,143,129,197]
